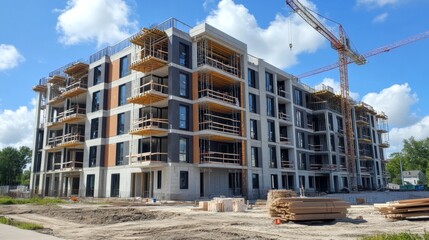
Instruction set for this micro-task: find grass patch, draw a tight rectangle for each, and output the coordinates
[0,216,43,230]
[361,232,429,240]
[0,196,65,205]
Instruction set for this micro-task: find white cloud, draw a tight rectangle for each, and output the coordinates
[0,44,25,71]
[0,101,36,150]
[204,0,326,69]
[315,78,360,100]
[362,83,418,127]
[373,12,389,23]
[357,0,399,7]
[56,0,137,47]
[203,0,215,10]
[388,116,429,155]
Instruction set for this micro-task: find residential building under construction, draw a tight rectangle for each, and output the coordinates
[30,18,389,200]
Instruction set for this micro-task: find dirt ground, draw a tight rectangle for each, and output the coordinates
[1,201,428,240]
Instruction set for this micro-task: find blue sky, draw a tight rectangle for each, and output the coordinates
[0,0,428,155]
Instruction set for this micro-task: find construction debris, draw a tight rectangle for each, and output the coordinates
[192,198,247,212]
[374,198,429,220]
[269,197,350,222]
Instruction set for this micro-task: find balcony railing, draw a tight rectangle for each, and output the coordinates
[199,114,240,136]
[200,151,240,165]
[128,81,168,105]
[130,49,168,73]
[61,159,83,170]
[198,56,240,78]
[281,160,294,169]
[62,80,88,98]
[279,136,291,144]
[277,89,290,99]
[359,150,373,160]
[130,152,168,162]
[129,117,168,136]
[358,135,372,143]
[278,112,290,121]
[59,133,85,147]
[59,106,86,123]
[356,116,369,125]
[199,88,239,107]
[309,144,326,151]
[46,136,63,150]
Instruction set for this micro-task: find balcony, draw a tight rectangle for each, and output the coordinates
[281,160,294,169]
[64,62,89,78]
[359,150,373,160]
[379,141,390,148]
[46,136,63,151]
[360,166,373,174]
[355,116,369,126]
[58,133,84,148]
[61,150,83,171]
[129,117,168,136]
[33,78,48,92]
[199,112,240,137]
[130,28,168,73]
[58,106,85,124]
[310,163,337,172]
[358,135,372,144]
[200,151,241,165]
[197,38,242,79]
[277,89,290,99]
[62,79,88,98]
[127,79,168,105]
[278,112,291,122]
[199,88,239,107]
[280,136,291,145]
[47,75,66,86]
[130,152,168,163]
[309,144,327,152]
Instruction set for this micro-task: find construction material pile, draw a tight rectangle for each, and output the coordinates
[193,198,247,212]
[270,197,350,221]
[266,190,297,217]
[374,198,429,220]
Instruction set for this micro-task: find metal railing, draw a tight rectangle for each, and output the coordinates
[65,79,88,92]
[278,112,290,121]
[199,113,240,135]
[132,117,168,131]
[130,152,168,162]
[281,161,294,169]
[277,89,290,98]
[198,56,240,78]
[132,81,168,96]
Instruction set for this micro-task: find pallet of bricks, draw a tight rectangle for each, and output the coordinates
[375,198,429,220]
[267,190,350,222]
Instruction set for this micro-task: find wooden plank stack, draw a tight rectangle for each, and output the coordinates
[374,198,429,220]
[269,197,350,221]
[192,198,247,212]
[266,190,297,217]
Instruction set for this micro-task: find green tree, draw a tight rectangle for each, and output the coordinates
[0,146,32,185]
[387,137,429,185]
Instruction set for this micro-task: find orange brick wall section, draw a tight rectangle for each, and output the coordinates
[106,115,118,138]
[109,59,119,82]
[108,87,118,109]
[104,143,117,167]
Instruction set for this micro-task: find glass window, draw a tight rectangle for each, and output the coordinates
[119,56,130,78]
[118,84,126,106]
[92,91,100,112]
[157,171,162,189]
[117,113,125,135]
[89,146,97,167]
[265,72,274,93]
[94,65,102,85]
[180,171,189,189]
[110,174,120,197]
[86,174,95,197]
[116,142,124,165]
[179,73,188,97]
[252,174,259,189]
[179,105,188,130]
[268,121,275,142]
[297,132,305,148]
[267,97,274,117]
[90,118,99,139]
[179,138,188,162]
[251,147,259,167]
[271,174,278,189]
[294,89,302,106]
[296,110,303,127]
[269,146,277,168]
[248,68,256,88]
[309,176,315,188]
[249,94,257,113]
[250,119,258,140]
[299,153,307,170]
[179,43,189,67]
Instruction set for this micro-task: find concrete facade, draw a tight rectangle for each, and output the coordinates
[30,18,389,200]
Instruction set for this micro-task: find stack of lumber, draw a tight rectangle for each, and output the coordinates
[374,198,429,220]
[270,197,350,221]
[266,190,297,217]
[192,198,246,212]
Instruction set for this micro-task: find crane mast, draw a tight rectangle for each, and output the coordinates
[286,0,366,191]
